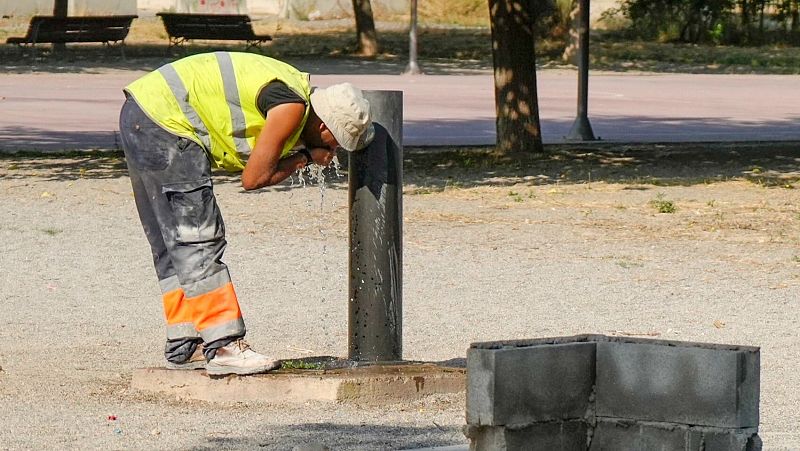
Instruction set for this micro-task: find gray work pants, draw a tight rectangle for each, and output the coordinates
[119,96,245,362]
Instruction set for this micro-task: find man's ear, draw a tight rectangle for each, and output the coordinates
[318,121,329,134]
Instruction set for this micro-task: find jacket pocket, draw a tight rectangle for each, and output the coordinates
[162,178,225,245]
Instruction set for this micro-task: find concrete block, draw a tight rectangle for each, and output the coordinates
[464,422,587,451]
[595,340,759,428]
[466,342,595,426]
[590,420,762,451]
[693,428,762,451]
[589,419,690,451]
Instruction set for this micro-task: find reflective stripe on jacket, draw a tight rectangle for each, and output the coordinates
[124,52,312,172]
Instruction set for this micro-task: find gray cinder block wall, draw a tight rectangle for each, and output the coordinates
[464,335,761,451]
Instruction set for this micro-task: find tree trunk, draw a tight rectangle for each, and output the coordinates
[352,0,379,56]
[53,0,68,53]
[792,0,799,32]
[488,0,544,154]
[740,0,751,41]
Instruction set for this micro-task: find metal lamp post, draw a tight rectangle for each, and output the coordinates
[566,0,597,141]
[404,0,423,75]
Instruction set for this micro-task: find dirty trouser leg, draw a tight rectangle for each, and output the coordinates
[128,157,201,363]
[119,97,246,362]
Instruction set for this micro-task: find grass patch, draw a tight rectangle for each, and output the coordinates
[591,37,800,74]
[650,193,677,213]
[508,190,524,202]
[281,359,326,370]
[417,0,489,27]
[41,227,62,236]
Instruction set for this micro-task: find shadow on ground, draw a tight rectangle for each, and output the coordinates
[1,142,798,189]
[402,142,800,189]
[0,47,491,76]
[0,127,121,152]
[403,116,800,148]
[3,114,799,153]
[188,423,465,450]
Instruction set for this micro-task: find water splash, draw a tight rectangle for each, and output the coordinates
[291,169,306,188]
[331,155,342,179]
[297,155,341,212]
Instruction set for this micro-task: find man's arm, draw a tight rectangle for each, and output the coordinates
[241,103,308,190]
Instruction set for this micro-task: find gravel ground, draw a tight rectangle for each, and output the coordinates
[0,148,799,450]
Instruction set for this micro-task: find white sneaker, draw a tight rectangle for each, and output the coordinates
[205,339,281,376]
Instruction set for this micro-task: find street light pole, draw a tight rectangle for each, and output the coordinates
[566,0,597,141]
[404,0,422,75]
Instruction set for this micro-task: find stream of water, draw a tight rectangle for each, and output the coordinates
[289,156,343,354]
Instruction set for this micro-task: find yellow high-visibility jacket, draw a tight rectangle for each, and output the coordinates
[125,52,311,172]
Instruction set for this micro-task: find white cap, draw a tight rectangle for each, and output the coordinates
[310,83,374,152]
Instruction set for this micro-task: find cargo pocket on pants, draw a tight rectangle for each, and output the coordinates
[162,178,225,245]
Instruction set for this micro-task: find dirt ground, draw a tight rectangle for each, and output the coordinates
[0,143,799,449]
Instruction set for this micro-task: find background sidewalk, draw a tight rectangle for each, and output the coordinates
[1,65,798,151]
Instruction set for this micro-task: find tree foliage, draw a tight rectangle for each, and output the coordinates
[608,0,800,44]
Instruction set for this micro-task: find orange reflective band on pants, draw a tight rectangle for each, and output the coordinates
[187,282,245,343]
[161,279,201,340]
[163,288,193,325]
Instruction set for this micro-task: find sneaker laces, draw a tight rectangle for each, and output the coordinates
[233,339,252,353]
[229,339,266,360]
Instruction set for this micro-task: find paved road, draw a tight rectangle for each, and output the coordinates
[1,68,798,151]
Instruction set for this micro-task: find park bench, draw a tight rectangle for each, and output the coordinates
[5,15,138,58]
[156,13,272,52]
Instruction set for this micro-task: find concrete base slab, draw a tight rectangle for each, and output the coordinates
[131,363,465,404]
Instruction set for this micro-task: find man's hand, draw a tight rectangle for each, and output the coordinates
[309,148,336,167]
